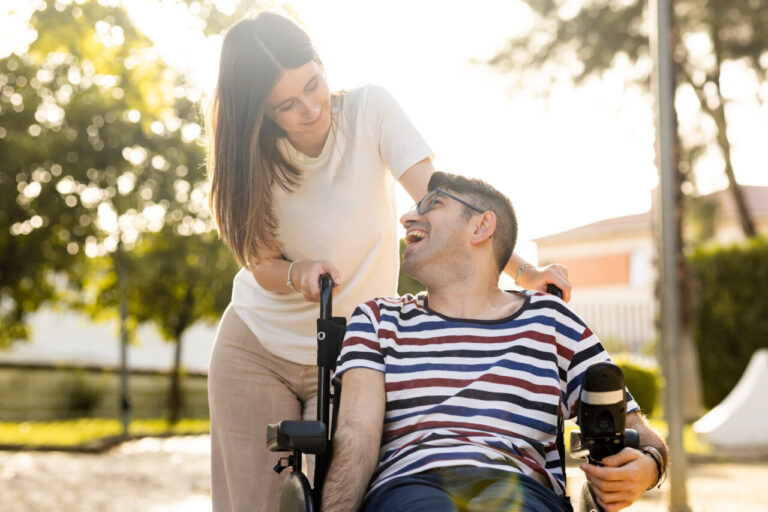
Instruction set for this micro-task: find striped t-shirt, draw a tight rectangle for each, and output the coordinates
[334,290,639,497]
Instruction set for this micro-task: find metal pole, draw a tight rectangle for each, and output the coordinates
[117,240,131,437]
[649,0,690,510]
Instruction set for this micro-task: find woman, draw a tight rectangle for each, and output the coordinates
[206,12,571,512]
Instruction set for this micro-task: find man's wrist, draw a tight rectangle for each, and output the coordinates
[641,446,666,489]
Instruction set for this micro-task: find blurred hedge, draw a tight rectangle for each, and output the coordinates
[615,358,660,416]
[0,365,209,421]
[688,237,768,409]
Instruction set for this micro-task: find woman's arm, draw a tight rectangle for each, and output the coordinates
[399,162,573,301]
[250,255,341,301]
[505,254,572,302]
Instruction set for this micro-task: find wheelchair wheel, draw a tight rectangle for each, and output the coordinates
[580,480,601,512]
[279,471,315,512]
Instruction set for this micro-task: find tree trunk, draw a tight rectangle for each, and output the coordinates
[167,288,194,426]
[168,333,183,425]
[710,92,756,238]
[706,0,756,238]
[116,242,132,436]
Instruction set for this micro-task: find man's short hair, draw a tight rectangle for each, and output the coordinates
[428,172,517,273]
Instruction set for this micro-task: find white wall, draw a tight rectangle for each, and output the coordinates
[0,308,218,373]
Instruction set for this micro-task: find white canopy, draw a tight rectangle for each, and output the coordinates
[694,349,768,449]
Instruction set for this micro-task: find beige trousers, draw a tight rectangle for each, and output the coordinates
[209,305,320,512]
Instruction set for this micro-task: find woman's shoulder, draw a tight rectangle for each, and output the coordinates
[338,84,397,117]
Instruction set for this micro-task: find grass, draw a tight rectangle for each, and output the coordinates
[1,416,712,455]
[0,418,210,448]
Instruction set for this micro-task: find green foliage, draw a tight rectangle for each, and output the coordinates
[0,365,210,421]
[64,370,103,417]
[80,228,238,423]
[397,239,425,296]
[0,1,210,346]
[688,238,768,408]
[614,357,660,416]
[178,0,265,36]
[490,0,768,89]
[489,0,766,232]
[81,229,238,342]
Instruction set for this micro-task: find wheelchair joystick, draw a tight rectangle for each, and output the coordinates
[570,362,639,512]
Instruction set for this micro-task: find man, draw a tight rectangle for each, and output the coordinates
[321,172,667,512]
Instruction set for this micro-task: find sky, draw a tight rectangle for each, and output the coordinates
[4,0,768,263]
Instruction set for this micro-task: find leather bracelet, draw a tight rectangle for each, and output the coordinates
[286,259,302,293]
[641,446,666,489]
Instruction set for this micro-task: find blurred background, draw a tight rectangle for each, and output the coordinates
[1,0,767,510]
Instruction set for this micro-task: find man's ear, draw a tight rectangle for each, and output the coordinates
[470,211,496,245]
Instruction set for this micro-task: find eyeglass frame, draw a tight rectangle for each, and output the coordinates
[413,188,486,216]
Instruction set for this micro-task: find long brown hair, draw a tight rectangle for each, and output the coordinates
[207,13,317,267]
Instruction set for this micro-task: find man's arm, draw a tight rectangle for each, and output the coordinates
[579,411,669,512]
[321,368,386,512]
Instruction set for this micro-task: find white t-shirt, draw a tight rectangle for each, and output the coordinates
[231,84,433,364]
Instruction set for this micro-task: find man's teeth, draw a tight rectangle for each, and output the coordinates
[407,232,426,244]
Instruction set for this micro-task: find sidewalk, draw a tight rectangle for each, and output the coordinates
[1,435,766,511]
[566,460,768,512]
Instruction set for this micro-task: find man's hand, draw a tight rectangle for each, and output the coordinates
[580,447,658,512]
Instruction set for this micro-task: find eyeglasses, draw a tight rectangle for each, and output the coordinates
[413,189,486,216]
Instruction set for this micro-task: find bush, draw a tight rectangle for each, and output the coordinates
[615,358,660,416]
[688,238,768,409]
[398,239,425,296]
[65,371,103,417]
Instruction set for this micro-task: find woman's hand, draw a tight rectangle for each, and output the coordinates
[517,264,572,302]
[289,259,342,302]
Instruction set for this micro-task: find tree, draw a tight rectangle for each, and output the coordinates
[1,1,209,345]
[488,0,765,237]
[1,1,245,427]
[483,0,768,418]
[83,228,238,424]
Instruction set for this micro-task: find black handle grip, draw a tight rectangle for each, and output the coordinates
[546,283,563,299]
[319,274,333,320]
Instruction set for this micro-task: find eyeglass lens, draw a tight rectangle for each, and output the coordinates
[417,190,438,215]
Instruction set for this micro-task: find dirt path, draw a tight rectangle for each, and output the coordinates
[2,435,767,511]
[0,436,211,512]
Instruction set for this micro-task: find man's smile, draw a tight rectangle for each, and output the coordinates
[405,228,427,246]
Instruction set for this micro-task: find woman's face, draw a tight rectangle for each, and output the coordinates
[264,61,331,142]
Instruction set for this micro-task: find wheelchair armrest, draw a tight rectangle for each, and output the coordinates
[267,420,327,454]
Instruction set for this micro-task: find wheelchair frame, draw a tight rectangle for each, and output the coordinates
[267,278,635,512]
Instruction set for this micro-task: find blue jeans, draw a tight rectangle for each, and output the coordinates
[363,467,572,512]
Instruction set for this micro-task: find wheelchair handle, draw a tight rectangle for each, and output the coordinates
[547,283,563,299]
[319,274,333,320]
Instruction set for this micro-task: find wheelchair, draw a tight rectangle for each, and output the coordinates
[267,277,638,512]
[267,274,345,512]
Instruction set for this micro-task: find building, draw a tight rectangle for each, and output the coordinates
[533,186,768,354]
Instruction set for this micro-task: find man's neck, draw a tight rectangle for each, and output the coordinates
[424,272,524,321]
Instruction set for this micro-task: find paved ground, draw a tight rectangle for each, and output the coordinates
[1,435,767,511]
[566,460,768,512]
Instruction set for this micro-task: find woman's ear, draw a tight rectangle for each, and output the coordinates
[470,211,497,245]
